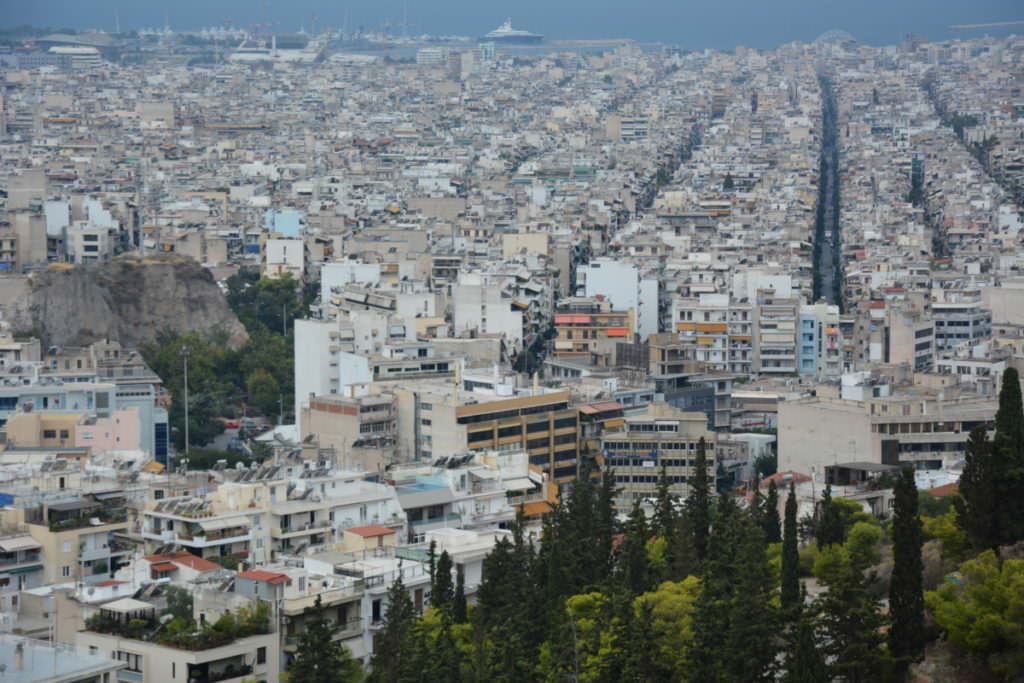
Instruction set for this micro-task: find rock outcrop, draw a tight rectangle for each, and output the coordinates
[0,255,248,349]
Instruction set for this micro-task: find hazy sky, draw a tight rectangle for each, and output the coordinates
[3,0,1021,49]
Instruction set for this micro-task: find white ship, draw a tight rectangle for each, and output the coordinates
[481,19,544,44]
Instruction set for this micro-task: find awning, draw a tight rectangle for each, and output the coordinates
[4,564,42,575]
[103,598,156,613]
[0,536,41,552]
[469,469,498,481]
[502,477,533,492]
[48,500,98,513]
[93,492,125,501]
[150,562,177,573]
[199,517,249,532]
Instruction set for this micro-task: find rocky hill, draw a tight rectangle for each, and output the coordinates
[0,255,248,350]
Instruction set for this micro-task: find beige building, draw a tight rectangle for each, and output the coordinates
[778,392,995,477]
[600,402,716,510]
[300,393,397,472]
[24,498,131,586]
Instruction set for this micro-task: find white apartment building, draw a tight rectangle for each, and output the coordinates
[576,258,659,340]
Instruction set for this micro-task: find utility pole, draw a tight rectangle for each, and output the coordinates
[181,346,190,466]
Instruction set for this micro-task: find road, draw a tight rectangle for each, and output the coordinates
[817,77,840,306]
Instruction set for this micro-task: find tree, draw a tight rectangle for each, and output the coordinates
[926,550,1024,678]
[785,606,829,683]
[723,173,735,190]
[652,462,677,542]
[817,484,845,547]
[814,549,893,682]
[889,467,925,666]
[754,452,778,479]
[691,495,777,681]
[685,437,712,564]
[290,596,363,683]
[618,499,651,596]
[245,369,280,419]
[781,482,801,611]
[763,480,782,543]
[452,564,467,623]
[993,367,1024,546]
[432,550,455,614]
[955,426,997,551]
[368,572,416,683]
[163,585,193,622]
[633,577,701,680]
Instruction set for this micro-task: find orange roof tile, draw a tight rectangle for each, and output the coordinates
[927,482,959,498]
[237,569,290,585]
[143,551,220,573]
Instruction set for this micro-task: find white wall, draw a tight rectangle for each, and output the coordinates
[294,319,335,435]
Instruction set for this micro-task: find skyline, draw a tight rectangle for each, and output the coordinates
[1,0,1021,50]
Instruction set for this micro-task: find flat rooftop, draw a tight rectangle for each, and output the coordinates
[0,634,122,683]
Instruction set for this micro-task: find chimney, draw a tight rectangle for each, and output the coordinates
[532,372,539,395]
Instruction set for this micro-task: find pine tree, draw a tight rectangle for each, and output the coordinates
[618,499,651,595]
[764,479,782,543]
[368,572,416,683]
[686,436,712,564]
[781,481,801,612]
[291,596,363,683]
[955,426,997,551]
[817,484,844,547]
[691,495,778,681]
[889,467,925,666]
[815,557,893,683]
[594,465,619,582]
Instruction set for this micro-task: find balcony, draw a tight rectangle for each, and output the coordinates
[282,585,365,616]
[284,617,364,647]
[409,513,461,529]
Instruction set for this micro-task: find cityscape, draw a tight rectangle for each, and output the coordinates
[0,10,1023,683]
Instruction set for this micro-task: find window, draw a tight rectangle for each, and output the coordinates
[59,430,69,440]
[61,566,70,578]
[43,430,57,439]
[115,651,142,672]
[257,646,267,665]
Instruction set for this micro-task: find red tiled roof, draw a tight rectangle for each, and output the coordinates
[143,551,220,573]
[97,580,129,587]
[579,401,624,415]
[927,482,959,498]
[346,524,396,538]
[150,562,177,573]
[237,569,290,585]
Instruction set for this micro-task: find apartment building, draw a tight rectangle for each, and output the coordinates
[798,302,842,379]
[24,496,130,586]
[553,297,634,358]
[931,300,992,352]
[600,402,716,510]
[0,534,44,613]
[300,394,397,472]
[576,258,658,339]
[392,380,583,487]
[75,594,280,683]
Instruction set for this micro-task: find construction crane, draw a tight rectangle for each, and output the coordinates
[949,21,1024,30]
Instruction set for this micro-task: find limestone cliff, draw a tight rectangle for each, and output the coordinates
[0,255,248,349]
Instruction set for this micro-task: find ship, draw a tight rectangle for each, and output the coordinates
[481,19,544,45]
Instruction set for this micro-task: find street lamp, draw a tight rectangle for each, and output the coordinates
[181,346,190,465]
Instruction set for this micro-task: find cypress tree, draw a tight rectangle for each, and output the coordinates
[686,436,712,563]
[994,367,1024,455]
[452,563,467,623]
[432,550,455,613]
[889,466,925,667]
[781,481,801,612]
[764,479,782,543]
[955,426,997,551]
[994,367,1024,546]
[595,465,619,582]
[368,571,416,683]
[653,461,677,541]
[784,608,828,683]
[290,596,363,683]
